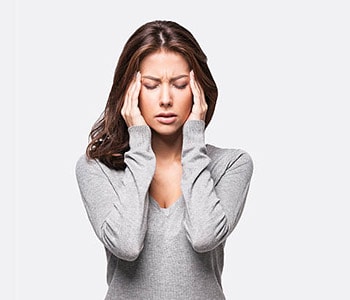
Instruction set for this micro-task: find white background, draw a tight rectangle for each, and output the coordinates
[5,0,350,299]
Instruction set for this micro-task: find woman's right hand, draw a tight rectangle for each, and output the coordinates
[121,72,147,127]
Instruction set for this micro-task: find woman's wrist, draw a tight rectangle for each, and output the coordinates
[183,120,206,146]
[128,125,152,149]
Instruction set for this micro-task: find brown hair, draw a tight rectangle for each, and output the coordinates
[86,20,218,170]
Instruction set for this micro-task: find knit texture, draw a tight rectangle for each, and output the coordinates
[76,120,253,300]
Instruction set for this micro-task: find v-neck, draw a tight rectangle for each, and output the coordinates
[149,194,183,216]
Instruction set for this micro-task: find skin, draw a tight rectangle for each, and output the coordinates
[121,50,207,208]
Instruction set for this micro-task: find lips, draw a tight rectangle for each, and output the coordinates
[155,112,177,124]
[156,112,177,118]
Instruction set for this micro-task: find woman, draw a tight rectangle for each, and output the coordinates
[76,20,253,300]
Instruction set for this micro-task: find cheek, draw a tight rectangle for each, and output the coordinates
[138,90,150,111]
[138,90,156,118]
[181,91,193,112]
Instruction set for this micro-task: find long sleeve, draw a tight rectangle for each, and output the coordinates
[75,125,156,261]
[181,120,253,253]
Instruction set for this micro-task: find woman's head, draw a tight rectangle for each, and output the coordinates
[138,49,193,138]
[87,20,218,169]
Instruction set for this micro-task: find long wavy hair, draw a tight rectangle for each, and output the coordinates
[86,20,218,170]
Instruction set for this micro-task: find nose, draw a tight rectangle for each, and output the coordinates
[159,84,172,107]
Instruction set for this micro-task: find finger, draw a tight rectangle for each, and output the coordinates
[190,71,199,102]
[190,71,206,107]
[130,72,141,107]
[190,71,205,106]
[122,72,139,116]
[122,72,146,127]
[121,87,131,117]
[188,71,207,121]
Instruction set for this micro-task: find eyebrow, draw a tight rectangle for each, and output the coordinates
[141,74,189,83]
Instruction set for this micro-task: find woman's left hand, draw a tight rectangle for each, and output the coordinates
[187,70,207,121]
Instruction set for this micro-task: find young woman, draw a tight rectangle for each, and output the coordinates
[76,20,253,300]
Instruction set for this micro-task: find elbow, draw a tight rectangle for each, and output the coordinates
[190,237,214,253]
[187,230,227,253]
[187,221,229,253]
[101,229,144,261]
[118,247,143,262]
[114,243,143,262]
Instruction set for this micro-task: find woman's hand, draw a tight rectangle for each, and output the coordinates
[121,72,147,127]
[187,70,207,121]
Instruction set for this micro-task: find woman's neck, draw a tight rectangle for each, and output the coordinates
[151,130,183,162]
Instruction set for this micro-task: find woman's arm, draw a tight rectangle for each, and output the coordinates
[181,120,253,253]
[75,125,155,261]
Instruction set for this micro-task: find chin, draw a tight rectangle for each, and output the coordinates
[150,124,183,137]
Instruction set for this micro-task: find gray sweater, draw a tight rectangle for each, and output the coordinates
[76,120,253,300]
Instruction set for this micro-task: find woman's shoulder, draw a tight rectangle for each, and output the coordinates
[206,144,253,175]
[76,154,97,171]
[75,154,116,179]
[207,144,252,160]
[75,154,97,179]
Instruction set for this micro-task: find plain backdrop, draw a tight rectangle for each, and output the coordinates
[6,0,350,299]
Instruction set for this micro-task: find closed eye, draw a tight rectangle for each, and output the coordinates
[144,84,158,90]
[173,84,188,90]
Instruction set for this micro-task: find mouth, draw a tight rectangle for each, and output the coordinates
[155,112,177,124]
[156,112,177,117]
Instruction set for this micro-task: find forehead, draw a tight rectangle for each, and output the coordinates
[140,50,190,76]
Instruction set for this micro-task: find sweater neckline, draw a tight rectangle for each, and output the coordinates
[149,194,183,216]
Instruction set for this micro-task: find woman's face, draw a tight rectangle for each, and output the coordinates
[139,50,193,137]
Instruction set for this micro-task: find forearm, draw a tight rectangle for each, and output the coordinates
[76,125,156,261]
[181,120,253,252]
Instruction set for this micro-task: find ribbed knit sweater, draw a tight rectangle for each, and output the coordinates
[75,120,253,300]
